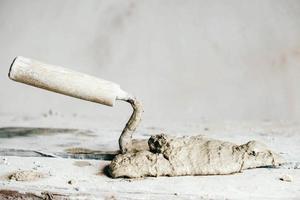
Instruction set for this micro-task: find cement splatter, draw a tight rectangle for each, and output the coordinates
[8,170,46,181]
[280,174,293,182]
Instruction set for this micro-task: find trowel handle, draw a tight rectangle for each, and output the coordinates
[9,56,129,106]
[9,56,143,153]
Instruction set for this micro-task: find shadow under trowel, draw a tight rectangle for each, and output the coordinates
[0,127,116,160]
[0,127,150,161]
[0,127,95,138]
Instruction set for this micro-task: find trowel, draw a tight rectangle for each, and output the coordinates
[8,57,285,178]
[8,56,143,153]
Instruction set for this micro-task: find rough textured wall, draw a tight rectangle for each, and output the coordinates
[0,0,300,122]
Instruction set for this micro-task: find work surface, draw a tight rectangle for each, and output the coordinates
[0,114,299,199]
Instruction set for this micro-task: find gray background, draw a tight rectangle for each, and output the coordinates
[1,0,300,123]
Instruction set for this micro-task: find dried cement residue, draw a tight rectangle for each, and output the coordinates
[280,174,293,182]
[73,161,92,167]
[109,134,284,178]
[8,170,46,181]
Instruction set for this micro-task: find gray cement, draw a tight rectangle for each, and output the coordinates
[109,134,284,178]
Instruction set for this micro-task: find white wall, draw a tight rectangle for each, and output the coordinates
[0,0,300,122]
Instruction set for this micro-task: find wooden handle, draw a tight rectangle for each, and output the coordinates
[9,56,129,106]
